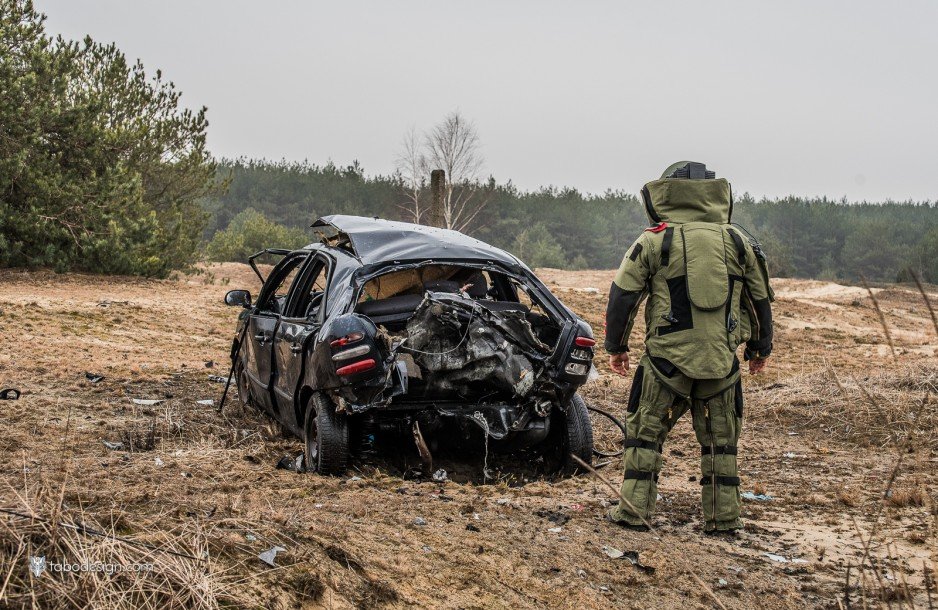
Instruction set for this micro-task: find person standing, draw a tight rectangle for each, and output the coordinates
[604,161,774,533]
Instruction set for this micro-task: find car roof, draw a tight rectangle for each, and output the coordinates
[311,214,522,267]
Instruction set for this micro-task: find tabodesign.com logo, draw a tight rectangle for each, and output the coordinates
[27,556,153,577]
[29,556,46,577]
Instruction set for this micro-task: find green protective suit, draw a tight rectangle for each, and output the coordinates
[603,169,774,532]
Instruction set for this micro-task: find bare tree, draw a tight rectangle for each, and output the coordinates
[396,111,489,231]
[395,126,428,224]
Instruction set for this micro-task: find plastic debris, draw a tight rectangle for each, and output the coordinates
[496,498,510,505]
[783,452,803,458]
[621,550,656,574]
[741,491,774,502]
[196,399,214,406]
[132,398,163,406]
[207,375,227,383]
[245,533,257,542]
[535,509,569,525]
[764,553,808,564]
[85,372,105,383]
[0,388,21,400]
[718,578,728,586]
[258,545,286,567]
[413,517,427,526]
[276,454,304,472]
[603,545,624,559]
[431,469,448,482]
[347,475,362,482]
[547,527,562,533]
[154,457,164,467]
[102,440,124,450]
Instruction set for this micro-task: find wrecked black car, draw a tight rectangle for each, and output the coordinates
[224,215,596,475]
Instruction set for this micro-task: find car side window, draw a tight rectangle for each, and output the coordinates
[258,255,308,315]
[288,256,330,320]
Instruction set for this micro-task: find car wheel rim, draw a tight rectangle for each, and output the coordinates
[307,418,319,469]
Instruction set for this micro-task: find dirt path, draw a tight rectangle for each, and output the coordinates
[0,266,934,609]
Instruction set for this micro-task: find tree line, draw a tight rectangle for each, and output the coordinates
[203,158,937,283]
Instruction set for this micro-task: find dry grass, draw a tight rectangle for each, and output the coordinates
[748,364,938,448]
[0,490,251,609]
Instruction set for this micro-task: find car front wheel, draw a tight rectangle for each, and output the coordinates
[304,393,349,476]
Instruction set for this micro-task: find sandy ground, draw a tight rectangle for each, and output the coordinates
[0,264,935,609]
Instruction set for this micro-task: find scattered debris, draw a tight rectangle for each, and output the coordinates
[466,523,480,532]
[207,375,227,383]
[258,546,286,567]
[602,546,655,573]
[204,360,215,368]
[496,498,510,505]
[620,550,656,574]
[154,457,164,467]
[276,454,305,472]
[741,491,774,502]
[431,469,448,482]
[602,545,624,559]
[84,372,105,383]
[0,388,21,400]
[782,452,802,458]
[534,509,569,525]
[764,553,808,564]
[245,533,257,542]
[547,527,562,533]
[131,398,163,406]
[413,517,427,526]
[347,475,362,482]
[102,440,124,451]
[196,399,214,406]
[718,578,728,586]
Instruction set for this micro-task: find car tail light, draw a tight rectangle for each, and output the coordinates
[332,344,371,361]
[574,336,595,347]
[336,358,376,376]
[331,332,364,348]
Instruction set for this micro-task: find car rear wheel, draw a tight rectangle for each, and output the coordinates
[304,393,349,476]
[547,393,594,476]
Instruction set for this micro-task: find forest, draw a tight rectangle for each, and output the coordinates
[203,158,937,283]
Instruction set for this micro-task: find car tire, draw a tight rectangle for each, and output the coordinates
[235,361,253,409]
[304,393,349,476]
[549,393,594,476]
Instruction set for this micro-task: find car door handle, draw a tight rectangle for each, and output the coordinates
[290,343,303,355]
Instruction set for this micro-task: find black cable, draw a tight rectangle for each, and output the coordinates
[586,405,627,458]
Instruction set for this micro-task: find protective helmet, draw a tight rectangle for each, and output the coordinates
[660,161,715,180]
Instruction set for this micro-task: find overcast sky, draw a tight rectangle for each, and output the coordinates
[39,1,938,202]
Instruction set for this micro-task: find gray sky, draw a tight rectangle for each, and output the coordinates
[39,0,938,202]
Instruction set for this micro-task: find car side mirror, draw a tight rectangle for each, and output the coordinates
[225,289,252,308]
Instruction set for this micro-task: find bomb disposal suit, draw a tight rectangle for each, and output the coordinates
[604,162,774,532]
